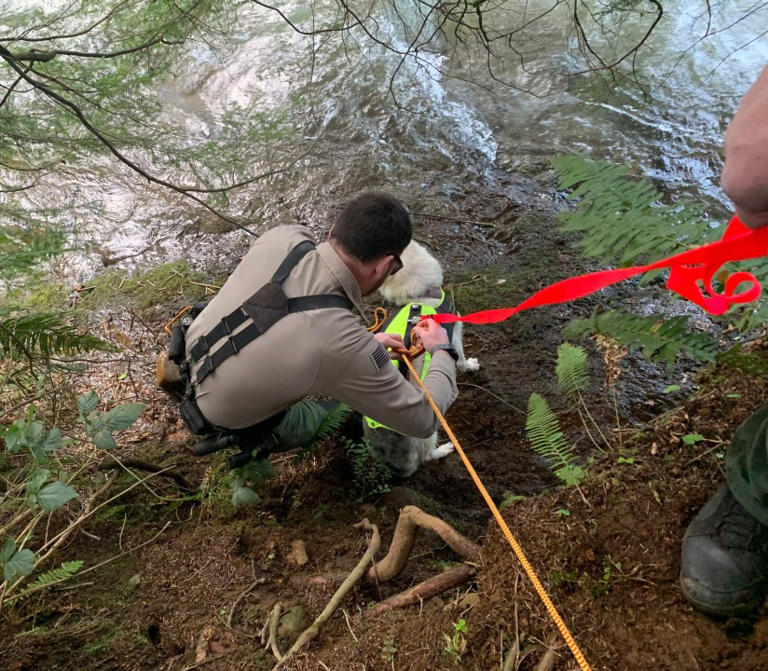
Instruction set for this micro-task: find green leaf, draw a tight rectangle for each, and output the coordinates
[556,508,572,516]
[683,433,704,446]
[42,428,61,454]
[26,468,51,495]
[78,391,100,415]
[102,403,145,431]
[663,384,681,394]
[38,481,77,510]
[239,458,275,486]
[3,548,36,582]
[555,464,585,487]
[3,425,22,452]
[0,539,16,563]
[232,486,260,510]
[93,430,117,450]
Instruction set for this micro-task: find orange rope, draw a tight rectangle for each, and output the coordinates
[367,306,388,332]
[399,351,593,671]
[163,305,193,335]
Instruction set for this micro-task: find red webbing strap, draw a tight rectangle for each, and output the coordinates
[430,216,768,325]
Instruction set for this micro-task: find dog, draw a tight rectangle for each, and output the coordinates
[363,240,480,477]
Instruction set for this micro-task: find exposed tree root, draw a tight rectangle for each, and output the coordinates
[270,519,381,670]
[371,563,475,617]
[365,505,480,584]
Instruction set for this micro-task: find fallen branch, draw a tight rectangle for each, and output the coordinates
[371,563,475,617]
[272,519,381,670]
[98,456,195,493]
[365,505,480,584]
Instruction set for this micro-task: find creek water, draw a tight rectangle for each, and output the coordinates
[7,1,768,278]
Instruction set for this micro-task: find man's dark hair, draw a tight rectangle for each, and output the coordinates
[330,192,411,262]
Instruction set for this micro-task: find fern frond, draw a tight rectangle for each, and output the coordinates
[275,400,351,450]
[552,156,720,267]
[565,309,718,364]
[13,560,84,601]
[0,311,117,360]
[525,393,576,472]
[556,344,589,401]
[0,224,65,282]
[315,402,353,442]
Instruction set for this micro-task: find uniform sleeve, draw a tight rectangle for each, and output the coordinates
[314,319,458,438]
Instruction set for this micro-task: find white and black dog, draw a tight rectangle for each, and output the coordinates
[363,240,479,477]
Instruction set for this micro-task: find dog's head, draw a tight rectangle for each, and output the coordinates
[378,240,444,305]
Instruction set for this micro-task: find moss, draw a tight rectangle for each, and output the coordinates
[77,260,211,315]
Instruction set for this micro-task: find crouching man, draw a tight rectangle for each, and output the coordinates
[177,192,458,468]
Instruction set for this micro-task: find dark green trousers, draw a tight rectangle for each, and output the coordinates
[726,404,768,527]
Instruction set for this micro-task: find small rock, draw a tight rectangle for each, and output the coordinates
[287,540,309,567]
[278,605,306,638]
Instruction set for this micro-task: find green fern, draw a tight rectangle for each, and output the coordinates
[275,400,352,450]
[525,393,585,487]
[552,156,720,267]
[0,310,117,360]
[12,560,84,601]
[0,224,65,282]
[565,309,718,364]
[556,344,589,400]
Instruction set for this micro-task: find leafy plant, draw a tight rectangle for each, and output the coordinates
[556,343,611,451]
[565,309,718,365]
[442,618,468,663]
[275,400,353,451]
[0,392,145,608]
[342,437,392,501]
[381,639,398,663]
[552,155,719,267]
[554,155,768,363]
[525,393,585,489]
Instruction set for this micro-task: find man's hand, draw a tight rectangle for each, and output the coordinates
[374,332,406,359]
[411,318,450,353]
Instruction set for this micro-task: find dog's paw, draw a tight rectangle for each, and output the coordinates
[427,442,455,461]
[460,357,480,372]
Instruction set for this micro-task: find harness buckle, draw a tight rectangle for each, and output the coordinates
[197,355,214,383]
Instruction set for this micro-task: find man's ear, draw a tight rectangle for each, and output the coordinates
[372,254,393,279]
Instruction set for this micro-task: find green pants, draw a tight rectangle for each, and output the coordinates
[726,403,768,527]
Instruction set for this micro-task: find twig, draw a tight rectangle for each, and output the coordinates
[261,602,283,662]
[342,609,358,642]
[228,578,265,627]
[412,211,496,227]
[273,520,381,670]
[98,456,195,493]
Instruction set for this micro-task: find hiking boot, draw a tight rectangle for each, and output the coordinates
[680,484,768,617]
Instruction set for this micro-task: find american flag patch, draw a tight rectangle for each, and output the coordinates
[370,345,390,371]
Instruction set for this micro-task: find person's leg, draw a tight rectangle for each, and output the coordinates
[680,404,768,616]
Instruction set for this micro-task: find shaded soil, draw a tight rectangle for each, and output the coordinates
[4,183,768,671]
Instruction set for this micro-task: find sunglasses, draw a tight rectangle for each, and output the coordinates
[389,253,403,276]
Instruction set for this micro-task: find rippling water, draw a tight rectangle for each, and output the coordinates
[7,1,768,278]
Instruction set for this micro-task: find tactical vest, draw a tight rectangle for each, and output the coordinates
[187,239,353,386]
[364,291,455,431]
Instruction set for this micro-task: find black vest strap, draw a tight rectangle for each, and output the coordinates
[190,240,353,385]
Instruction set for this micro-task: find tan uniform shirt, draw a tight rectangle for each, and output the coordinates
[185,225,457,436]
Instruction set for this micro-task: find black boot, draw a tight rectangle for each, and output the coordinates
[680,484,768,617]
